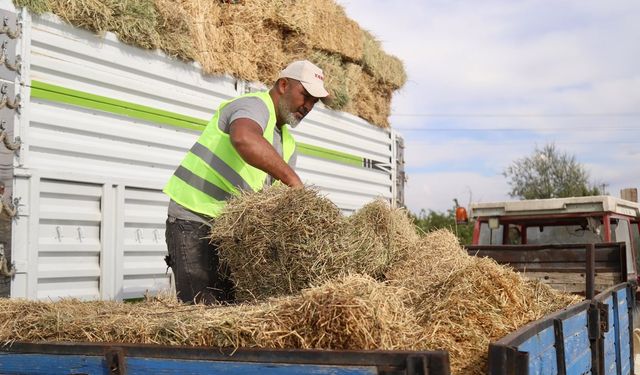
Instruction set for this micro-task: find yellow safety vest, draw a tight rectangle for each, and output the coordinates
[163,91,296,218]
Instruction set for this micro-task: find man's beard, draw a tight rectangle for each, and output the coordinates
[278,98,301,128]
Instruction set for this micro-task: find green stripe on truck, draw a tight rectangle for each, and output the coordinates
[29,80,364,167]
[296,143,363,166]
[30,80,208,131]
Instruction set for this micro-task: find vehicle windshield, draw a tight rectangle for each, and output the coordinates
[526,224,602,244]
[477,216,605,245]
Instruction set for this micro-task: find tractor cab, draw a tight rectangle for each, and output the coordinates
[470,196,640,281]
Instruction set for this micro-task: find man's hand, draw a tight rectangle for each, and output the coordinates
[229,118,302,188]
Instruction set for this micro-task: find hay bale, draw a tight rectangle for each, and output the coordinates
[180,0,225,74]
[271,0,363,61]
[153,0,194,60]
[386,230,581,374]
[48,0,162,50]
[350,72,393,128]
[362,31,407,89]
[0,275,423,351]
[345,199,420,278]
[210,187,426,302]
[210,186,349,302]
[307,51,350,110]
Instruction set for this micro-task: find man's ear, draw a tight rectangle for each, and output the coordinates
[276,78,288,95]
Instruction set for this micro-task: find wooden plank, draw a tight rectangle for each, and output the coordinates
[467,248,620,263]
[520,272,621,294]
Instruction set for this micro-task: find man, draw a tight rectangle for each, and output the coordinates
[163,60,329,304]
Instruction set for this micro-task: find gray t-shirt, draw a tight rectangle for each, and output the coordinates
[168,96,297,225]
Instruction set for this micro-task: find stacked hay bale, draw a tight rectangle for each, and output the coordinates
[13,0,406,127]
[0,187,581,374]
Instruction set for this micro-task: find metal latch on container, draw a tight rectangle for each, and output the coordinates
[0,84,21,112]
[0,41,21,73]
[0,16,22,39]
[0,120,22,152]
[588,302,609,340]
[105,348,126,375]
[0,182,21,219]
[0,244,15,278]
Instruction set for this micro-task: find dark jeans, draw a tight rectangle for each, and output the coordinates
[164,216,235,304]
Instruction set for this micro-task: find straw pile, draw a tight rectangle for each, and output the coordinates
[0,275,422,350]
[0,187,581,374]
[386,230,579,374]
[210,186,420,301]
[210,186,350,301]
[13,0,406,127]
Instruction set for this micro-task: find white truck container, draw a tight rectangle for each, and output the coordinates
[0,4,406,301]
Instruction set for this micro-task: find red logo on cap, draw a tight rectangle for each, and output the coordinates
[314,73,324,81]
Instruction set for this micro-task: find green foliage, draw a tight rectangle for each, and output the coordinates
[412,209,473,245]
[504,143,603,200]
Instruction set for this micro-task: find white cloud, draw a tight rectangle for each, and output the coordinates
[339,0,640,208]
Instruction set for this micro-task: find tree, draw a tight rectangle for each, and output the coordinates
[412,208,474,245]
[503,143,603,200]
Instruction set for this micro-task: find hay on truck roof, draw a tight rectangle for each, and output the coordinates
[13,0,406,128]
[362,30,407,90]
[271,0,364,62]
[153,0,194,60]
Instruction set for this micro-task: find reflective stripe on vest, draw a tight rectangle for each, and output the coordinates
[163,91,296,218]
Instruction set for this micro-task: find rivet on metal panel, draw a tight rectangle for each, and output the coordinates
[0,120,22,151]
[55,226,63,242]
[77,227,84,243]
[135,228,143,243]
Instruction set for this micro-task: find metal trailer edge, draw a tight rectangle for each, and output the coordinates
[0,343,451,375]
[488,281,635,375]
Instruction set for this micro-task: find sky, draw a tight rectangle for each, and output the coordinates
[338,0,640,214]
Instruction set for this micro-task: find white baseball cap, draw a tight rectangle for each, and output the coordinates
[278,60,329,98]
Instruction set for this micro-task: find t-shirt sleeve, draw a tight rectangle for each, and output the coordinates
[218,96,270,133]
[288,150,297,169]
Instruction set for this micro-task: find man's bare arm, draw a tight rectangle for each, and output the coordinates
[229,118,303,188]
